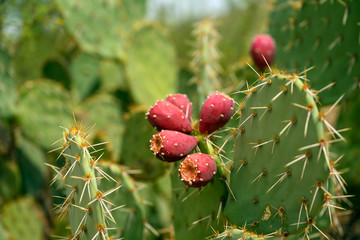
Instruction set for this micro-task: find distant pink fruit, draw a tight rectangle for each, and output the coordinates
[179,153,217,187]
[199,92,234,134]
[166,94,192,120]
[147,100,192,133]
[250,34,276,71]
[150,130,198,162]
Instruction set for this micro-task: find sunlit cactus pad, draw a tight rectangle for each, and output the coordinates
[224,72,345,238]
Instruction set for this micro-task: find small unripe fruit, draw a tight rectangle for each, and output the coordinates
[166,94,192,121]
[179,153,217,187]
[150,130,198,162]
[147,100,192,133]
[250,34,276,71]
[199,92,234,134]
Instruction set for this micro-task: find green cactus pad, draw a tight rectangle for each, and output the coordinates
[16,135,47,195]
[224,73,336,237]
[99,59,127,92]
[120,107,167,180]
[0,48,17,120]
[77,94,124,161]
[70,52,100,101]
[56,0,146,59]
[125,21,178,106]
[212,227,264,240]
[171,163,227,240]
[17,79,73,150]
[12,28,65,82]
[98,161,145,239]
[55,124,112,239]
[1,196,46,240]
[269,0,360,104]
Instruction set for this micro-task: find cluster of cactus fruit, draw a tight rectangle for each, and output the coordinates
[147,92,234,187]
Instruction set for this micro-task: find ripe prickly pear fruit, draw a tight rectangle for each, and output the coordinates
[178,152,217,187]
[147,100,192,133]
[166,94,193,120]
[250,34,276,70]
[150,130,198,162]
[199,92,234,134]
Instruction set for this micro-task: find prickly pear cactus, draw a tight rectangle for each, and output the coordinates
[224,72,345,238]
[126,21,178,106]
[56,0,146,59]
[48,122,122,239]
[171,163,227,240]
[269,0,360,104]
[17,79,73,150]
[1,196,47,240]
[98,161,145,239]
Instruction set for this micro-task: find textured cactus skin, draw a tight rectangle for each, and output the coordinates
[190,19,221,111]
[98,161,145,239]
[269,0,360,104]
[224,73,331,237]
[213,227,264,240]
[60,126,109,239]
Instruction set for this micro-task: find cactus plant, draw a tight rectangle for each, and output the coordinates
[1,196,47,240]
[48,122,121,239]
[126,21,178,106]
[269,0,360,104]
[223,72,346,238]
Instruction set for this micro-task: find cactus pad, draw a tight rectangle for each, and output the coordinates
[269,0,360,104]
[224,72,342,238]
[1,196,46,240]
[56,0,146,59]
[126,21,178,106]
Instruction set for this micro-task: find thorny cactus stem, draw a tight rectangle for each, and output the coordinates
[48,122,121,239]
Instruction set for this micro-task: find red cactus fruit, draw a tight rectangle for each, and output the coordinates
[178,152,217,187]
[166,94,192,120]
[250,34,276,71]
[150,130,198,162]
[147,100,192,133]
[199,92,234,134]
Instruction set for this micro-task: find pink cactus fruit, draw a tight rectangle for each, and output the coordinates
[150,130,198,162]
[178,152,217,187]
[250,34,276,70]
[166,94,193,121]
[199,92,234,134]
[147,100,192,133]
